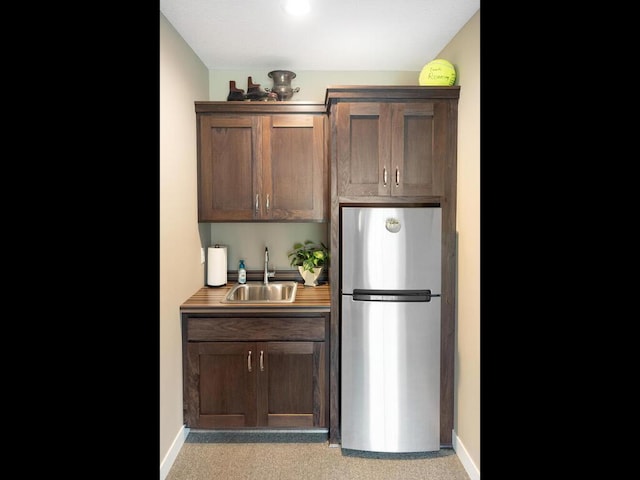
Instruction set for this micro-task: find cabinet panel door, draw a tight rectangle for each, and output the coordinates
[335,103,391,197]
[391,103,443,197]
[256,342,326,427]
[198,116,260,221]
[262,115,326,221]
[186,342,257,428]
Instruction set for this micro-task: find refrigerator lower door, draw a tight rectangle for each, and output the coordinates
[341,296,440,453]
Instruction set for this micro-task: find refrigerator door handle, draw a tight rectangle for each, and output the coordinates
[353,289,433,302]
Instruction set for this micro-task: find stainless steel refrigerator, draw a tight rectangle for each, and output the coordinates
[341,206,441,453]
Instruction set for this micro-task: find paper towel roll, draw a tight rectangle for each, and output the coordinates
[207,245,227,287]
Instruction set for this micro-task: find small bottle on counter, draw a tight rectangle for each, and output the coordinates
[238,259,247,284]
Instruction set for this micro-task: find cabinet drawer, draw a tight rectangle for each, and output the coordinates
[187,316,326,341]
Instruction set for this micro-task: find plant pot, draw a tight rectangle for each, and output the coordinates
[298,266,322,287]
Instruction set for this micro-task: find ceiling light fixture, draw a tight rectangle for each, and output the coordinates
[283,0,311,16]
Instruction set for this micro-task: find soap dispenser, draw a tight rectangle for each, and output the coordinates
[238,259,247,284]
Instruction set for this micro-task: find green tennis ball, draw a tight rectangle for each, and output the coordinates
[419,59,456,86]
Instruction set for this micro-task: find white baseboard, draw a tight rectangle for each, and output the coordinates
[160,425,190,480]
[453,430,479,480]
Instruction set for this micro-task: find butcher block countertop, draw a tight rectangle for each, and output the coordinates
[180,282,330,313]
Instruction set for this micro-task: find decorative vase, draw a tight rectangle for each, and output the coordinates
[266,70,300,101]
[298,266,322,287]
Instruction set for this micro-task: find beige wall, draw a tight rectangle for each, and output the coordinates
[160,12,209,463]
[160,9,480,477]
[438,10,481,473]
[208,223,328,273]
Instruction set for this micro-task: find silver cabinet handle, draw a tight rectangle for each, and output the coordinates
[395,167,399,186]
[248,350,252,372]
[266,194,270,211]
[255,195,259,213]
[383,167,388,186]
[260,350,264,371]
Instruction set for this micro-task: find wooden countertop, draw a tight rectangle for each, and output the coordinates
[180,282,331,313]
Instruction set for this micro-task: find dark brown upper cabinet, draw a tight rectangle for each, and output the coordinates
[326,86,460,203]
[195,102,328,222]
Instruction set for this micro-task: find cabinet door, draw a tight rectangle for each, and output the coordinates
[198,116,260,221]
[262,115,327,221]
[185,342,257,428]
[335,102,390,197]
[256,341,326,427]
[390,103,443,197]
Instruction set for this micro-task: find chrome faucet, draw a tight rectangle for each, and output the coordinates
[263,247,275,284]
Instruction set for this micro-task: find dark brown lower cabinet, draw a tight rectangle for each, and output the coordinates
[182,314,329,429]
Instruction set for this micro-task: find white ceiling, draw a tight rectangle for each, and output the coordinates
[160,0,480,71]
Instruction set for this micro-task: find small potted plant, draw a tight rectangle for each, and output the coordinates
[287,240,330,286]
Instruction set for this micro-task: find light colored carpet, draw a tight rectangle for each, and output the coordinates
[166,438,471,480]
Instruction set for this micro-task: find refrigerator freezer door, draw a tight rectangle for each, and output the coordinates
[341,207,441,293]
[341,296,441,452]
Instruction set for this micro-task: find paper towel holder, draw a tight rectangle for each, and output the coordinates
[207,244,228,287]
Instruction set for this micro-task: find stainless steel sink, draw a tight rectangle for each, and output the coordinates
[223,281,298,303]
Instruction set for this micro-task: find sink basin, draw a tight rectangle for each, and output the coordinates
[223,281,298,303]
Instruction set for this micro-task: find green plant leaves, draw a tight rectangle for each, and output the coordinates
[287,240,330,272]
